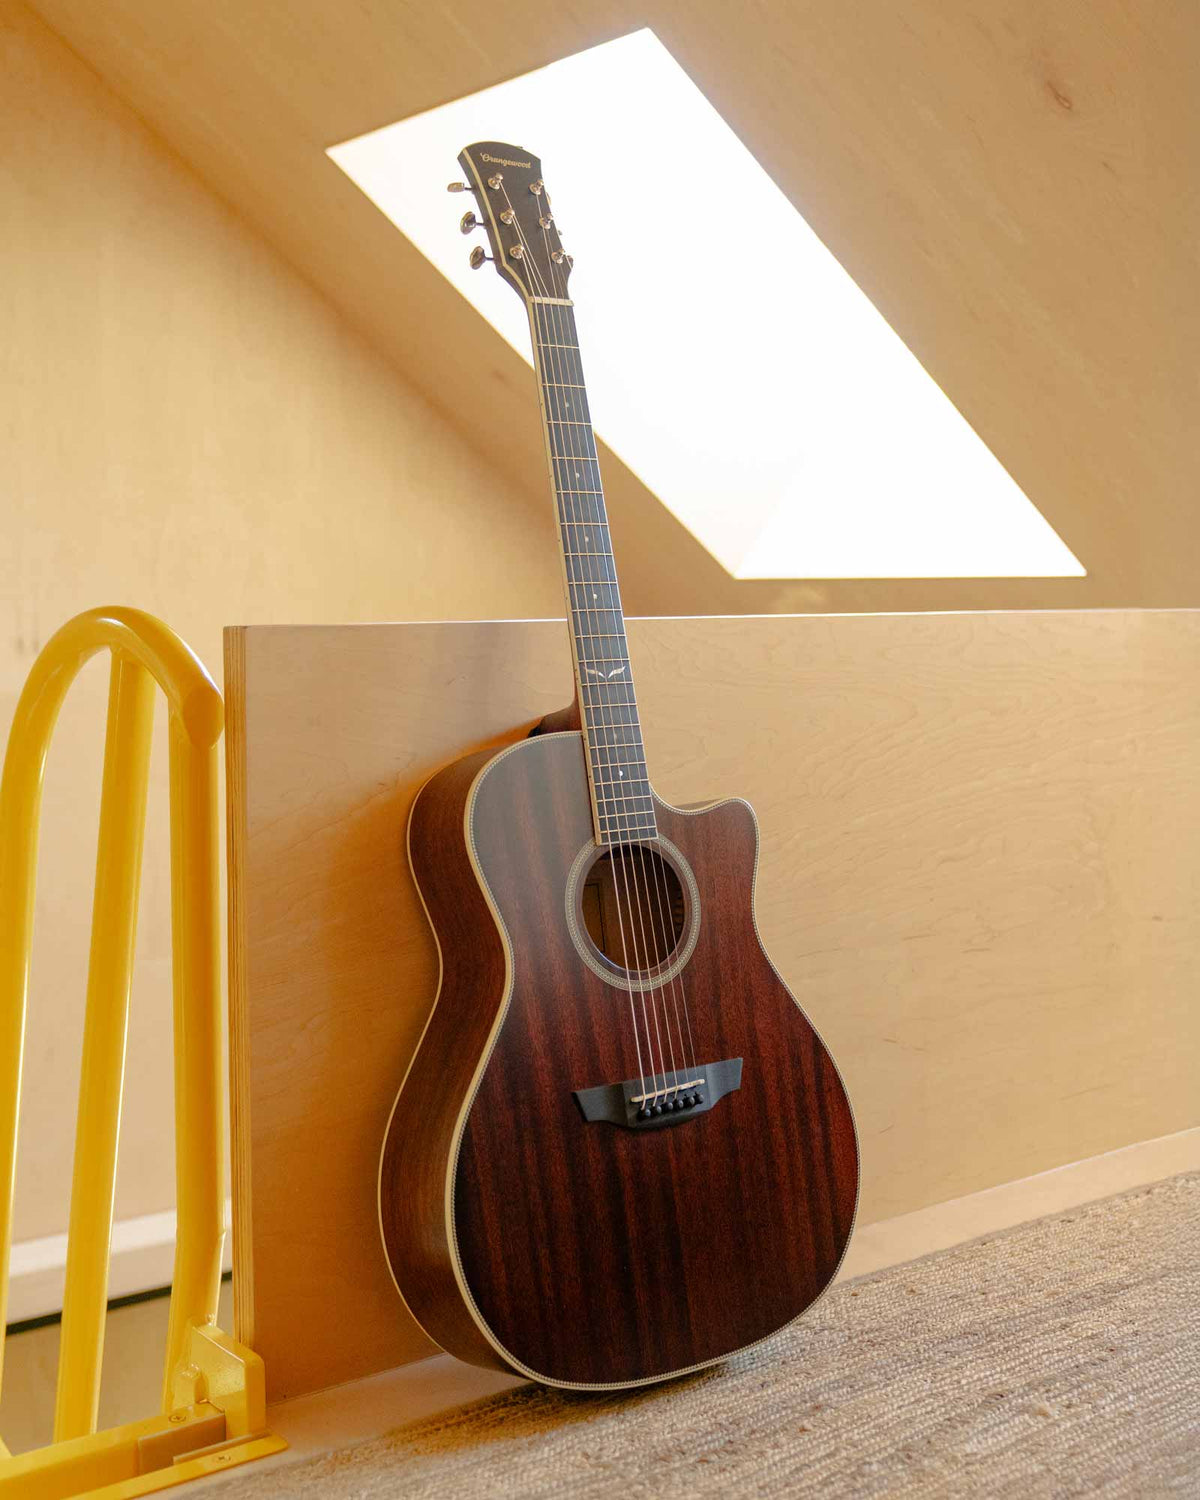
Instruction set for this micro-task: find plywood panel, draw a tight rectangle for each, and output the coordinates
[227,611,1200,1401]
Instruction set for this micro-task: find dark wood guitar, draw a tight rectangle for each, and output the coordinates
[379,142,859,1390]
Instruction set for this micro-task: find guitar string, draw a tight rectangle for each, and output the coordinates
[556,303,673,1101]
[539,281,692,1088]
[532,294,660,1098]
[538,297,675,1099]
[541,298,681,1103]
[509,188,683,1105]
[541,297,659,1100]
[637,818,696,1077]
[538,242,697,1086]
[492,175,661,1097]
[543,299,670,1097]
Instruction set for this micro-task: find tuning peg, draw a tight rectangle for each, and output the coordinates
[469,246,491,270]
[447,181,471,193]
[459,211,480,235]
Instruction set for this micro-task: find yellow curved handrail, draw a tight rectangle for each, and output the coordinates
[0,607,225,1442]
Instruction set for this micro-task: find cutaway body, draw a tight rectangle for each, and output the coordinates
[379,729,859,1389]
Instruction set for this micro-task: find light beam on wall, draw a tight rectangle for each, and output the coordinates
[329,30,1084,580]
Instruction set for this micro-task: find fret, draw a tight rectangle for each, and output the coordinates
[578,643,629,659]
[548,426,597,451]
[590,746,647,762]
[592,774,649,790]
[598,821,657,840]
[563,550,609,565]
[566,567,618,588]
[579,702,639,719]
[579,693,637,709]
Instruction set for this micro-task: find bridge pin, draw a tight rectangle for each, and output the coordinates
[694,1092,705,1106]
[637,1106,650,1121]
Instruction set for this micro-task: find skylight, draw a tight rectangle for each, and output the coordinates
[329,30,1084,580]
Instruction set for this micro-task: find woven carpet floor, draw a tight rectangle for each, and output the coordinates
[224,1173,1199,1499]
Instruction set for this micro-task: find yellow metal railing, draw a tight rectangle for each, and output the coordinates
[0,607,283,1497]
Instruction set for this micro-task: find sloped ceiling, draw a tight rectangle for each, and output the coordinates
[27,0,1200,614]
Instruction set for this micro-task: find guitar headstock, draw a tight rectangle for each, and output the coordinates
[450,141,573,302]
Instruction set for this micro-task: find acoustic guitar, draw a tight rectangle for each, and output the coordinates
[379,142,859,1390]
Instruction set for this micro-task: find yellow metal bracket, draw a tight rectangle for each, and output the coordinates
[0,607,285,1495]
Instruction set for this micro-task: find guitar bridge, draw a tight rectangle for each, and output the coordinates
[573,1058,742,1131]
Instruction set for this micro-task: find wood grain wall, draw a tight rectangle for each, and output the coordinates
[228,612,1200,1401]
[25,0,1200,615]
[0,0,560,1249]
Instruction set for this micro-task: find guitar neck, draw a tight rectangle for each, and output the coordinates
[528,298,656,846]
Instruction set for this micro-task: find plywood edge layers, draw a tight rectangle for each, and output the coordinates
[224,625,255,1348]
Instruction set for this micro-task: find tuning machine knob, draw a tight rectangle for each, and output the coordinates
[469,246,491,270]
[459,211,480,235]
[447,181,471,193]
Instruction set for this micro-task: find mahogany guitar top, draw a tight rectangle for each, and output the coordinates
[381,731,859,1388]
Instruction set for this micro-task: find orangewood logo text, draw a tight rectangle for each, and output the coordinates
[480,153,531,168]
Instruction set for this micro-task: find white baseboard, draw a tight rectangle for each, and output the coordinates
[6,1200,234,1324]
[838,1125,1200,1282]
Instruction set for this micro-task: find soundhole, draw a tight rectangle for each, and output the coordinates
[581,844,686,974]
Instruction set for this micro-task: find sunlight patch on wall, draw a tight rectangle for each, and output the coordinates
[329,30,1084,580]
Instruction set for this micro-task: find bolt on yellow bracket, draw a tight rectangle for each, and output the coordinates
[0,607,285,1497]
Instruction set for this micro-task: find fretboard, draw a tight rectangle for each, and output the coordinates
[529,298,656,846]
